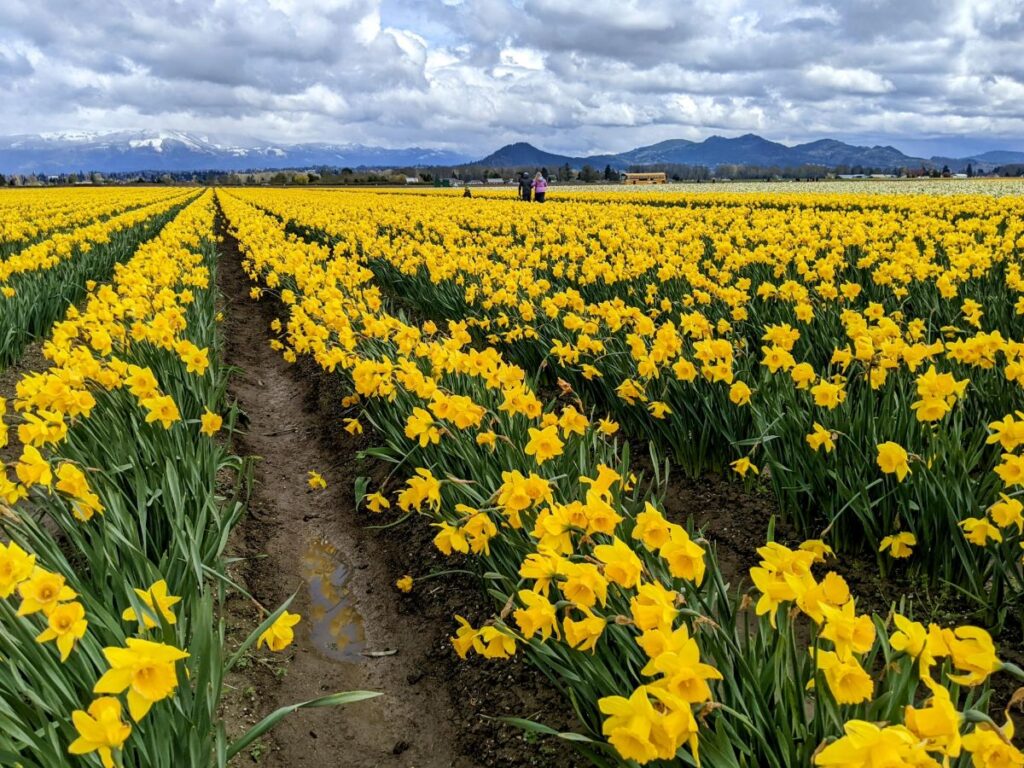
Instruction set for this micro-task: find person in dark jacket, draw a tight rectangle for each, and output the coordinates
[518,172,532,201]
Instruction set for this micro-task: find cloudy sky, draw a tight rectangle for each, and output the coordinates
[0,0,1021,156]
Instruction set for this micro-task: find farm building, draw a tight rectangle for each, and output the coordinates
[622,171,667,185]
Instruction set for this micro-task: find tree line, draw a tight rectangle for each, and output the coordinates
[0,160,1013,187]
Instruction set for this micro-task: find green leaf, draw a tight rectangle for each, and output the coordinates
[497,717,596,743]
[226,691,381,759]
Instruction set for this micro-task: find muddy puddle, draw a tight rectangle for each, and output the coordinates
[300,536,367,662]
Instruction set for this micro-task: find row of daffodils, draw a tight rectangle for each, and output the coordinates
[0,189,371,767]
[0,187,197,368]
[0,187,186,252]
[235,186,1024,630]
[0,188,191,285]
[220,187,1024,768]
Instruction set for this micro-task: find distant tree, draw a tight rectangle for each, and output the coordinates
[556,163,573,182]
[291,172,310,185]
[603,164,615,181]
[941,165,951,177]
[966,163,974,178]
[579,164,598,183]
[419,172,433,182]
[0,174,5,186]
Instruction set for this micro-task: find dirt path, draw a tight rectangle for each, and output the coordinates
[0,341,48,464]
[216,222,583,768]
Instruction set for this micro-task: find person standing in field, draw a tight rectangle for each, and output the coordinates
[532,172,548,202]
[519,172,532,201]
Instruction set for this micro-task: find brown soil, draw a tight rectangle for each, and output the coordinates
[663,471,775,586]
[0,341,48,464]
[216,221,584,768]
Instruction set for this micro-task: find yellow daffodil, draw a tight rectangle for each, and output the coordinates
[199,410,223,436]
[121,579,182,629]
[730,457,759,478]
[879,531,916,558]
[36,600,88,660]
[0,541,36,598]
[93,638,190,721]
[523,424,564,464]
[68,697,132,768]
[876,441,911,481]
[17,568,77,616]
[257,611,302,653]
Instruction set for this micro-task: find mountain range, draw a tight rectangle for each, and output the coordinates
[474,134,1024,173]
[0,129,1021,175]
[0,130,468,175]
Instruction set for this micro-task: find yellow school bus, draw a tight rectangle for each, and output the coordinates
[622,172,667,185]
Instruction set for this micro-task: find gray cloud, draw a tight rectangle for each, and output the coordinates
[0,48,33,77]
[0,0,1021,156]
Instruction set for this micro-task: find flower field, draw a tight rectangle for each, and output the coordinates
[0,189,372,768]
[0,187,198,368]
[2,182,1024,766]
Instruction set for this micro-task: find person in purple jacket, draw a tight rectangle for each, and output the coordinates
[531,172,548,202]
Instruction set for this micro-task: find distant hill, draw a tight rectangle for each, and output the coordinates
[473,134,1024,173]
[0,130,470,174]
[469,141,577,168]
[789,139,913,168]
[929,149,1024,171]
[612,139,697,166]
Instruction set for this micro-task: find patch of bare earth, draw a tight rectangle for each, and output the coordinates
[0,341,48,464]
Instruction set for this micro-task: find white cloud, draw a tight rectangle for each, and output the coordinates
[354,10,382,44]
[805,65,894,94]
[498,47,545,71]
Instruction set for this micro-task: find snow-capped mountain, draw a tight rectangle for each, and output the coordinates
[0,129,470,174]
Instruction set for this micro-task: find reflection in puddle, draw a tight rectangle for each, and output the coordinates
[301,537,366,662]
